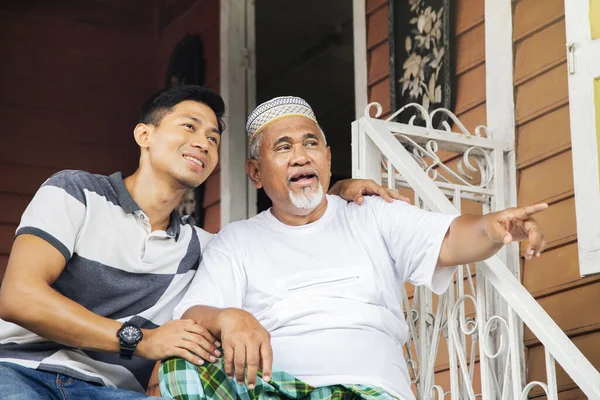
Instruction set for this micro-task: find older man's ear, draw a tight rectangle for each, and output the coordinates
[245,159,263,189]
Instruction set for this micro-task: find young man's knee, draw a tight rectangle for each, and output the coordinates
[0,363,49,397]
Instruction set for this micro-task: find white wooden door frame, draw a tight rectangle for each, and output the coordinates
[220,0,257,227]
[564,0,600,276]
[353,0,368,119]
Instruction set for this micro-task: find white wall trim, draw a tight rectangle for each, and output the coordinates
[564,0,600,276]
[220,0,256,227]
[353,0,368,118]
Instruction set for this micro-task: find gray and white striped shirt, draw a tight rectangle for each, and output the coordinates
[0,170,214,392]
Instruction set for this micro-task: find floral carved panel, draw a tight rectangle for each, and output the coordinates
[389,0,455,128]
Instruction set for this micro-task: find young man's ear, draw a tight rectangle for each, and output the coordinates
[133,123,153,149]
[245,159,263,189]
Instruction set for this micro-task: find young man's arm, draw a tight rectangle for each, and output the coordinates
[437,203,548,267]
[0,234,219,365]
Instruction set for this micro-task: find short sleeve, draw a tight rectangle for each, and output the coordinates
[370,197,459,294]
[16,170,87,261]
[173,234,247,319]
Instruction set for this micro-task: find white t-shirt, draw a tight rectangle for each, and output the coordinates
[175,195,458,399]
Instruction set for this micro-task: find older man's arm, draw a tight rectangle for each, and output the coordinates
[173,235,272,390]
[181,305,273,389]
[437,203,548,267]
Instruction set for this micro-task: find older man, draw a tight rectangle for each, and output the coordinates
[159,96,547,400]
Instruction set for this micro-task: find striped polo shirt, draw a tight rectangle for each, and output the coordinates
[0,170,214,392]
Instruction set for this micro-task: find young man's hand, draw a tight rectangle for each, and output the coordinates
[137,319,221,365]
[217,308,273,389]
[328,178,410,204]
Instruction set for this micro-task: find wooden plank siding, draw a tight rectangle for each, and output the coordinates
[0,1,159,279]
[366,0,599,396]
[513,0,600,397]
[365,0,486,393]
[156,0,221,233]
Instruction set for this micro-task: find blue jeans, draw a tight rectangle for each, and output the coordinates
[0,362,166,399]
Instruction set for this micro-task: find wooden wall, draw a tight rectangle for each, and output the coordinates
[514,0,600,398]
[0,0,156,281]
[366,0,599,397]
[155,0,221,234]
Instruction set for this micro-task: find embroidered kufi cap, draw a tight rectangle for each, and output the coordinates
[246,96,318,144]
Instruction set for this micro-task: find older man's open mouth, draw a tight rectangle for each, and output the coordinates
[288,170,319,188]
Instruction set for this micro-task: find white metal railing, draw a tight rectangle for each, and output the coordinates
[351,103,600,400]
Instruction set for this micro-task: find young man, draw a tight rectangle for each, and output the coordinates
[0,87,399,399]
[159,96,548,400]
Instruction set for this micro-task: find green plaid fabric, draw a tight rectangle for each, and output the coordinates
[158,358,400,400]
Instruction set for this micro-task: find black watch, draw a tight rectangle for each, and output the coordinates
[117,322,143,360]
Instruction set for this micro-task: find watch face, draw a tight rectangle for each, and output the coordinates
[119,325,142,344]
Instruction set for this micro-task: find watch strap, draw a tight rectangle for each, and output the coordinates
[119,342,137,360]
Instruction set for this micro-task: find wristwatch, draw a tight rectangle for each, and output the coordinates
[117,322,143,360]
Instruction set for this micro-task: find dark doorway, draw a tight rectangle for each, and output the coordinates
[254,0,355,212]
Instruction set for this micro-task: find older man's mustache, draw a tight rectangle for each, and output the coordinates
[287,168,320,184]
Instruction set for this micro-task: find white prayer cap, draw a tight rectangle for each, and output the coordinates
[246,96,318,144]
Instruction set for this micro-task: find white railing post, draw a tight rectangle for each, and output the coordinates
[352,119,382,184]
[476,264,493,399]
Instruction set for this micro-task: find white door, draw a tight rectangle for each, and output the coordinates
[564,0,600,275]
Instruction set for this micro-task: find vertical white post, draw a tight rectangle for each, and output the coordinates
[245,0,257,218]
[353,0,368,119]
[220,0,255,226]
[477,265,493,399]
[356,119,383,183]
[418,286,429,396]
[484,0,519,269]
[351,120,361,178]
[448,277,460,400]
[485,0,525,392]
[484,0,516,146]
[545,350,559,400]
[484,0,519,274]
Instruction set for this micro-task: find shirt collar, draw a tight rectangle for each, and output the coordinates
[166,211,182,241]
[108,172,141,214]
[108,172,183,241]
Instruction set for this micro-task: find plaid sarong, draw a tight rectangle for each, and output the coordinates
[159,358,400,400]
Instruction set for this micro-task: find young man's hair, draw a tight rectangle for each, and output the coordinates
[139,85,226,133]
